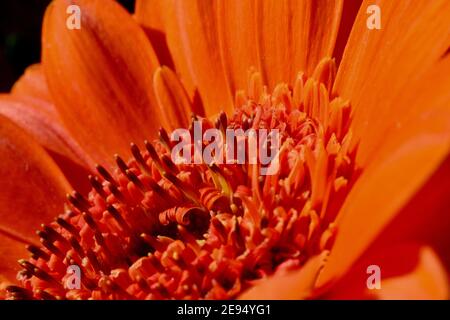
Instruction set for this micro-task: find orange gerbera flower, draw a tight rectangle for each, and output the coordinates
[0,0,449,300]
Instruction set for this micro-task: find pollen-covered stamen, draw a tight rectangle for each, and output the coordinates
[158,127,173,149]
[96,164,118,186]
[6,286,35,300]
[89,175,107,198]
[7,58,355,300]
[56,217,80,241]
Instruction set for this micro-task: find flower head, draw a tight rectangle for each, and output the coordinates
[0,0,449,300]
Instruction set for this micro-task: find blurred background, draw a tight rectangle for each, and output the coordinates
[0,0,135,92]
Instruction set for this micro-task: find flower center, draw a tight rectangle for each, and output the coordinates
[7,59,355,300]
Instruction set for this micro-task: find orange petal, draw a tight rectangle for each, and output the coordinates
[239,251,329,300]
[0,115,71,251]
[146,0,234,117]
[153,67,192,131]
[215,0,261,93]
[7,63,91,168]
[134,0,175,70]
[0,94,93,192]
[138,0,343,116]
[135,0,164,30]
[6,64,93,190]
[332,0,363,65]
[43,0,165,169]
[318,57,450,286]
[0,94,91,168]
[378,247,448,300]
[323,244,448,299]
[0,114,71,284]
[0,234,29,286]
[353,156,450,274]
[334,0,450,167]
[11,64,51,102]
[256,0,343,87]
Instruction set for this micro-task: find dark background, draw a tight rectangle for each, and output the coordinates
[0,0,135,92]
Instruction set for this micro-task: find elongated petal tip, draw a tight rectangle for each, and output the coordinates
[43,0,164,169]
[0,116,71,283]
[239,251,329,300]
[153,66,193,130]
